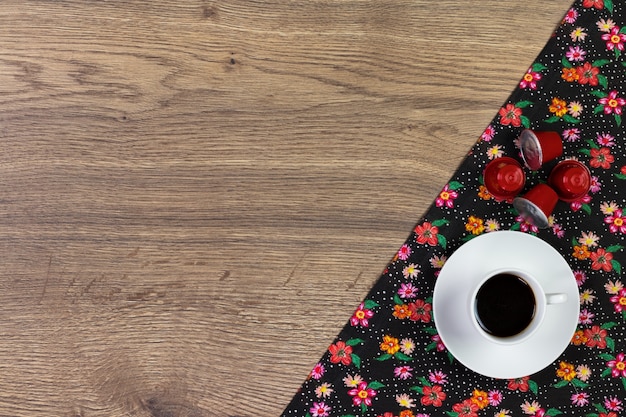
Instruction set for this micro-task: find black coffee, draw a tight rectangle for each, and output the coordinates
[475,273,536,337]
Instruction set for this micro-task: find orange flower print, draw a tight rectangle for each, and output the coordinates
[478,185,492,200]
[380,335,400,355]
[470,389,489,409]
[549,97,568,117]
[393,304,411,319]
[573,245,591,260]
[465,215,485,235]
[556,361,576,381]
[571,329,588,345]
[561,67,579,82]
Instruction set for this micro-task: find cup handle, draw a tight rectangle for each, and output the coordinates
[546,293,567,304]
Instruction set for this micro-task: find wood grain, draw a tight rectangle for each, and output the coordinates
[0,1,573,415]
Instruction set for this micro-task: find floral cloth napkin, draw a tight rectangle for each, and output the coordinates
[281,1,626,416]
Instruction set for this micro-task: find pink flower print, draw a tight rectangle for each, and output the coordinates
[552,222,565,238]
[602,27,626,52]
[488,390,503,406]
[350,302,374,327]
[562,128,581,141]
[431,334,446,352]
[605,396,623,411]
[397,244,412,261]
[481,124,495,142]
[605,209,626,233]
[608,353,626,378]
[310,362,325,380]
[310,402,331,417]
[398,282,418,299]
[564,8,578,23]
[579,308,594,324]
[394,365,413,380]
[436,184,458,208]
[599,90,626,115]
[566,45,586,62]
[571,392,590,406]
[570,194,591,212]
[590,176,601,193]
[573,269,587,286]
[597,132,616,147]
[429,370,448,385]
[516,215,539,233]
[520,68,542,89]
[347,382,377,407]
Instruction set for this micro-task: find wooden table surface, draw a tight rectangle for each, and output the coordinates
[0,1,574,415]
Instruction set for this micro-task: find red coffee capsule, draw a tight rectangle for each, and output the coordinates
[483,157,526,202]
[512,183,559,229]
[519,129,563,170]
[548,159,591,202]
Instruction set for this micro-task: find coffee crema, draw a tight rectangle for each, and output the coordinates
[475,273,536,338]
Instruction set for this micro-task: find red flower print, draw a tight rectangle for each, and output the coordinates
[608,353,626,377]
[590,147,614,169]
[602,27,626,52]
[610,289,626,313]
[408,299,432,323]
[590,248,613,271]
[576,62,600,86]
[520,68,542,89]
[583,0,604,8]
[605,209,626,233]
[350,302,374,327]
[599,413,618,417]
[347,382,377,407]
[436,184,458,208]
[328,341,353,365]
[584,325,608,348]
[452,399,479,417]
[420,385,446,407]
[414,222,439,246]
[507,376,530,392]
[498,103,523,127]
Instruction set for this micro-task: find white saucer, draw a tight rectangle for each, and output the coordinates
[432,231,579,379]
